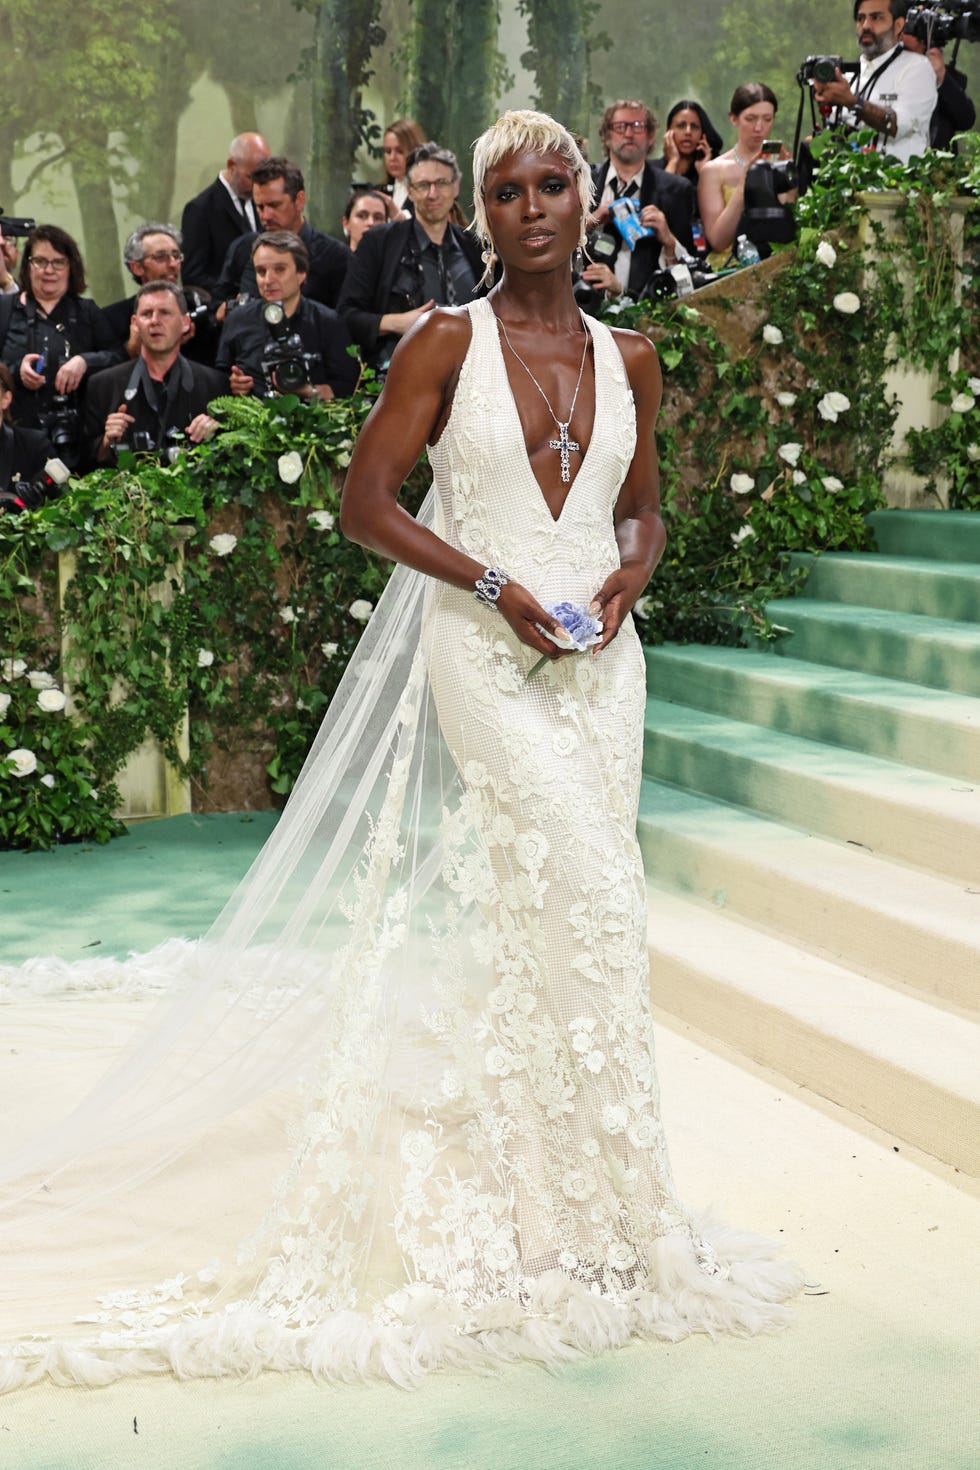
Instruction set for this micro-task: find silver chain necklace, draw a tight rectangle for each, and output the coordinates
[495,314,590,483]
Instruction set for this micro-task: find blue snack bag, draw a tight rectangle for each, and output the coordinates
[610,196,653,249]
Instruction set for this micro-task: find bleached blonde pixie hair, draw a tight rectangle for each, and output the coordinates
[471,110,592,270]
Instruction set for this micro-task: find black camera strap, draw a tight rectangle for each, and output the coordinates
[855,44,905,103]
[124,354,194,437]
[0,423,15,490]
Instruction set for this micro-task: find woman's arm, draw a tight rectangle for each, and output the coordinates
[697,159,743,254]
[339,309,574,659]
[591,330,666,653]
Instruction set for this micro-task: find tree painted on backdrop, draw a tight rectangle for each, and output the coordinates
[518,0,610,137]
[0,0,182,304]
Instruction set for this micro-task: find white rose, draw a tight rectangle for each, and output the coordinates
[40,772,56,788]
[7,747,37,777]
[822,476,844,492]
[209,533,237,556]
[778,441,802,466]
[832,292,861,314]
[2,658,27,680]
[792,469,806,485]
[307,509,335,531]
[729,472,755,495]
[37,688,67,713]
[632,595,652,618]
[818,391,851,423]
[348,599,373,623]
[0,692,10,717]
[775,392,797,408]
[279,606,297,624]
[731,523,756,546]
[762,323,784,345]
[335,451,351,468]
[320,641,339,658]
[27,671,57,689]
[968,377,980,396]
[951,392,975,414]
[197,649,214,668]
[277,451,304,484]
[966,444,980,462]
[815,240,837,268]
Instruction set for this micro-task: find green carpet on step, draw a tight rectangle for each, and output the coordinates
[0,811,279,965]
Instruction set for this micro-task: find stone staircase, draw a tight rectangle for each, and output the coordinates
[640,509,980,1181]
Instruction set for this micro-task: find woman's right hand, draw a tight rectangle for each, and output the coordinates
[496,582,575,660]
[662,129,682,169]
[19,353,45,391]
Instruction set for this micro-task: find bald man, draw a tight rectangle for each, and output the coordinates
[181,132,272,293]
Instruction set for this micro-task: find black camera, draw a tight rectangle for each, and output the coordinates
[906,1,980,46]
[38,393,80,459]
[260,301,316,395]
[129,426,186,465]
[0,456,71,515]
[800,54,847,83]
[0,210,36,238]
[741,144,798,245]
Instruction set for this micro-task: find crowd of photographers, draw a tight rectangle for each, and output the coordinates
[0,0,975,512]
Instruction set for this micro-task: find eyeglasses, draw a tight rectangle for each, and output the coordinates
[143,249,183,264]
[408,178,455,194]
[608,121,650,135]
[28,255,69,271]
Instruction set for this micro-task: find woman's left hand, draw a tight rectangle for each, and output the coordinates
[55,355,88,393]
[590,565,651,653]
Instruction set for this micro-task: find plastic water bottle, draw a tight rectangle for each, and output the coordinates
[736,234,761,268]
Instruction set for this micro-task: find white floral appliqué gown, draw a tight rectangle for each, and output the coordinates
[0,299,801,1392]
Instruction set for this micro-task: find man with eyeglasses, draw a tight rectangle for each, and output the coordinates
[338,142,482,374]
[102,223,219,368]
[584,99,697,303]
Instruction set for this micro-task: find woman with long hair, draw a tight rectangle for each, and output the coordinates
[653,99,724,187]
[697,83,797,265]
[380,116,428,212]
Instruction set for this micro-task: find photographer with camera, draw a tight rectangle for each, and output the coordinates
[217,230,358,401]
[811,1,937,162]
[0,361,67,515]
[901,22,976,148]
[102,224,218,369]
[0,225,120,471]
[83,282,227,469]
[698,84,797,267]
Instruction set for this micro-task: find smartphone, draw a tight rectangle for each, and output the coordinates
[761,140,783,157]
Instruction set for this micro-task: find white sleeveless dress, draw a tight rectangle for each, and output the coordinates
[0,299,801,1392]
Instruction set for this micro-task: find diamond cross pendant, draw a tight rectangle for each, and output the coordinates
[549,422,580,483]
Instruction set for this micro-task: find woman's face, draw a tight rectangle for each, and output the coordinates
[670,108,704,156]
[383,132,407,181]
[731,102,775,154]
[27,239,71,302]
[344,194,388,249]
[0,385,11,421]
[482,148,583,273]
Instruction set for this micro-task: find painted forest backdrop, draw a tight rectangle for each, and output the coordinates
[3,0,979,304]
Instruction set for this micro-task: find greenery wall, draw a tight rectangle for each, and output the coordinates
[4,1,979,301]
[2,144,977,851]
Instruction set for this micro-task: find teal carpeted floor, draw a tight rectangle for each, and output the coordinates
[2,815,976,1469]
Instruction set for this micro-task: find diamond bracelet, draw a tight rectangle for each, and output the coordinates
[474,567,509,606]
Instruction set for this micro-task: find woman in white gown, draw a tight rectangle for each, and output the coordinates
[0,112,801,1394]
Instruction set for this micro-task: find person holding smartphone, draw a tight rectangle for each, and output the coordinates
[653,100,724,187]
[697,83,797,267]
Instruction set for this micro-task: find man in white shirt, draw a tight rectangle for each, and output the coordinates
[813,0,937,163]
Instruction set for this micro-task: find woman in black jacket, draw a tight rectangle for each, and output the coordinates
[1,224,119,466]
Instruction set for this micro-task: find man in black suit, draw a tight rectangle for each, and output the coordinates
[338,142,482,374]
[181,132,271,293]
[211,158,350,314]
[83,283,227,470]
[101,223,218,368]
[583,99,696,303]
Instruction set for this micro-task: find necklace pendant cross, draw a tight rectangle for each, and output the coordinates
[549,422,580,483]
